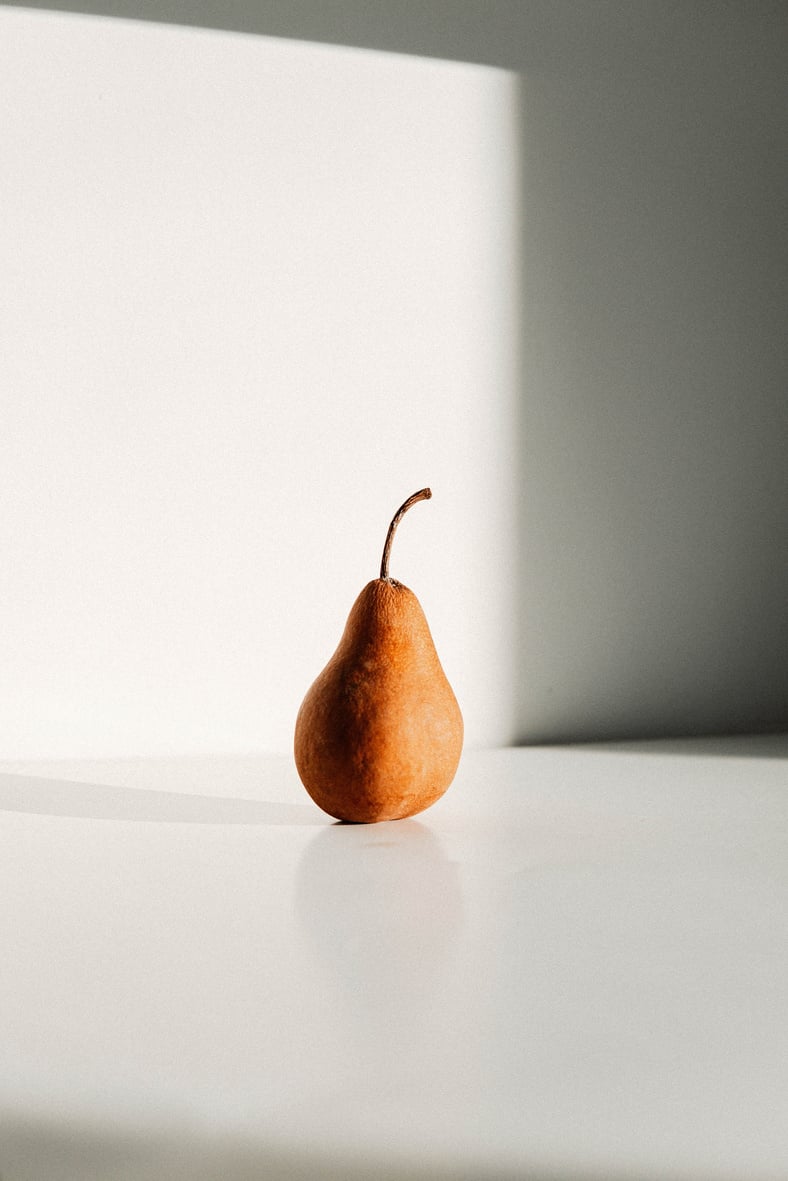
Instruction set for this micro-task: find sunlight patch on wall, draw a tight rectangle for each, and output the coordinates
[0,7,520,756]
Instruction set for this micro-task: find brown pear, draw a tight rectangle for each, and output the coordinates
[294,489,463,823]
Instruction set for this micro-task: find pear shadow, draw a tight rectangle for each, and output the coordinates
[0,771,328,825]
[0,1110,581,1181]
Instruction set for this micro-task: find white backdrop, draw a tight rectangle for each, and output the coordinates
[0,8,520,757]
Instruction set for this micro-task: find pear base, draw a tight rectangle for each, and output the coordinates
[298,775,456,825]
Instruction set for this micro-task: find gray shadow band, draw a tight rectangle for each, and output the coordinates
[0,772,327,825]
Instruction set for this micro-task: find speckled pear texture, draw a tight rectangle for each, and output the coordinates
[294,578,463,823]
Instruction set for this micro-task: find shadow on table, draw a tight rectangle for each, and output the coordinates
[576,732,788,760]
[0,772,327,825]
[0,1110,608,1181]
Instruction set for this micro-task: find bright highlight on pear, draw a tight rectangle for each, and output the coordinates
[294,489,463,823]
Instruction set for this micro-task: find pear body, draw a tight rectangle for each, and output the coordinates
[294,578,463,823]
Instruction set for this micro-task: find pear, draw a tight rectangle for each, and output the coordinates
[294,489,463,823]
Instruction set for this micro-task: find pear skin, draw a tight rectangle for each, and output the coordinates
[294,490,463,823]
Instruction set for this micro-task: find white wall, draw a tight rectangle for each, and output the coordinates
[3,1,787,751]
[0,8,520,757]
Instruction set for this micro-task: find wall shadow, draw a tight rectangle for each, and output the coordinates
[573,732,788,761]
[0,0,575,69]
[511,11,788,746]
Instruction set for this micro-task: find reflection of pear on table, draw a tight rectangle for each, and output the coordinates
[294,489,463,823]
[296,820,462,1002]
[295,821,467,1144]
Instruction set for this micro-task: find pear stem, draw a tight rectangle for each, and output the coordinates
[379,488,432,581]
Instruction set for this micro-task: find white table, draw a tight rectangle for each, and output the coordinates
[2,737,787,1180]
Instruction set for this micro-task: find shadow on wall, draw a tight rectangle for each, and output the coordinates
[5,0,787,746]
[513,10,788,743]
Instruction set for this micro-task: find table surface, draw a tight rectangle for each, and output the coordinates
[1,736,787,1180]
